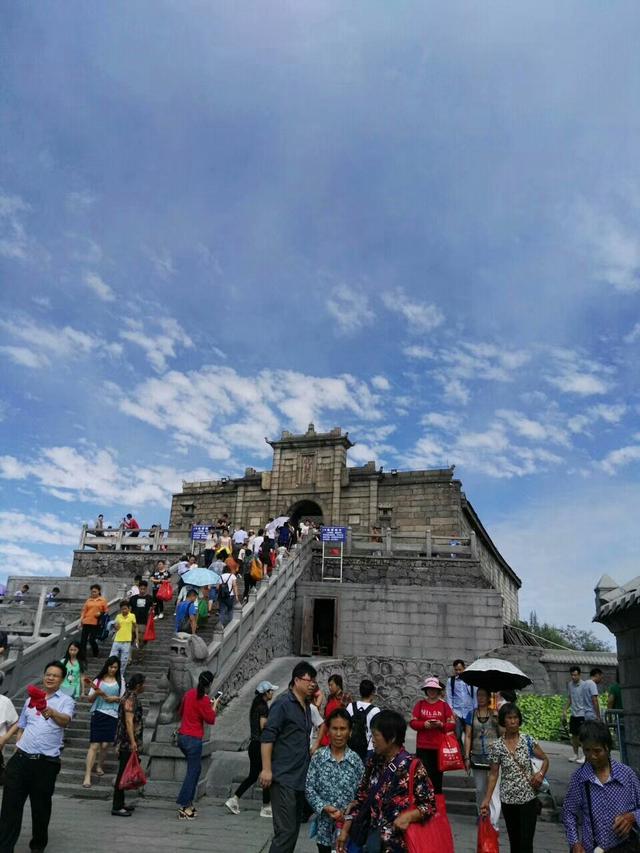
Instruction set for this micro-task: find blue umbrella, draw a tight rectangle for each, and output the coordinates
[181,568,221,587]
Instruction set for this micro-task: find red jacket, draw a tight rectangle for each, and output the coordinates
[179,688,216,739]
[320,696,343,746]
[409,699,455,750]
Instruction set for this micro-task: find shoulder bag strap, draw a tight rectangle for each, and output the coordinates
[506,738,537,792]
[583,781,600,847]
[408,758,419,809]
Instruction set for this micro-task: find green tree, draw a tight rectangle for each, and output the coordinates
[516,612,611,652]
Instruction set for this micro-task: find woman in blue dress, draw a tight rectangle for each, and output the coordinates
[306,707,365,853]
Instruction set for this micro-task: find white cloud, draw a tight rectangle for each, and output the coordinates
[116,366,385,460]
[145,246,176,279]
[0,542,71,579]
[0,445,220,507]
[0,345,50,369]
[580,207,640,293]
[120,317,193,372]
[442,378,470,405]
[495,409,570,446]
[623,323,640,344]
[600,445,640,474]
[0,511,79,546]
[489,479,640,640]
[381,287,444,334]
[546,348,613,397]
[66,190,96,212]
[83,271,115,302]
[0,191,30,259]
[326,285,375,333]
[371,375,391,391]
[403,345,433,359]
[420,412,458,431]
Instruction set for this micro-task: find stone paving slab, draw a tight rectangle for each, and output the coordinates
[9,792,567,853]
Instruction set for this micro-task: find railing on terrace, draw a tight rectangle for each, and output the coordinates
[79,525,190,552]
[345,526,477,559]
[0,589,125,699]
[0,589,106,638]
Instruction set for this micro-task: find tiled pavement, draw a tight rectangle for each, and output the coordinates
[9,792,567,852]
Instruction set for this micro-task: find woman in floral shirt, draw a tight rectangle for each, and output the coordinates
[337,710,436,853]
[112,673,145,816]
[481,702,549,853]
[306,708,364,853]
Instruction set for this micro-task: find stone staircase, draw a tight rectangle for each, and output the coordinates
[18,608,218,800]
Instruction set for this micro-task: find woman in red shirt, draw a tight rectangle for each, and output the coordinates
[176,670,220,819]
[314,673,345,750]
[409,676,456,794]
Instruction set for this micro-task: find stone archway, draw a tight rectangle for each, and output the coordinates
[287,499,324,528]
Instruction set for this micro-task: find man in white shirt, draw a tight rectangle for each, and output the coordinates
[232,527,248,546]
[0,674,18,782]
[345,679,380,760]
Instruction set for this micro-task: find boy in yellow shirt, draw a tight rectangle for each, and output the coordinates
[109,600,137,676]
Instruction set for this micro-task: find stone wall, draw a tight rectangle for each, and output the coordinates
[306,554,492,588]
[597,607,640,772]
[294,576,503,663]
[71,549,184,578]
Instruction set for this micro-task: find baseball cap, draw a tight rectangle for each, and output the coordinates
[422,676,442,690]
[257,681,279,694]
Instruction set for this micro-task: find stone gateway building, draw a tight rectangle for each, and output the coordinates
[170,424,521,623]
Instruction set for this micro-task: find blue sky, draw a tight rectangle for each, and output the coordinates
[1,2,639,643]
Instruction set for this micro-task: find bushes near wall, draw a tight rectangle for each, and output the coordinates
[519,693,609,742]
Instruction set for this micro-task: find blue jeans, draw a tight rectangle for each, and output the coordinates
[219,595,235,627]
[176,734,203,808]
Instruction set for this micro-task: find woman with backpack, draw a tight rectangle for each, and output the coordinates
[217,563,239,627]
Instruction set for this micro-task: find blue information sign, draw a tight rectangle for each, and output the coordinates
[191,524,209,542]
[320,526,347,543]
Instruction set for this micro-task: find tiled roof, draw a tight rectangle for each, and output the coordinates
[596,575,640,619]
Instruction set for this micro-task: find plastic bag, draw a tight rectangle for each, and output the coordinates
[477,815,500,853]
[405,793,454,853]
[118,750,147,790]
[156,580,173,601]
[143,609,156,642]
[438,732,465,772]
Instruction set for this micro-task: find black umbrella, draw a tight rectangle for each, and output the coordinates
[458,658,532,692]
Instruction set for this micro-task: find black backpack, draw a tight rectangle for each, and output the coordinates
[348,702,374,760]
[218,575,231,603]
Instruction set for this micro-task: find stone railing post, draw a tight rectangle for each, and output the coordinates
[384,527,392,555]
[115,527,124,551]
[79,523,88,549]
[55,615,70,657]
[6,635,24,696]
[31,588,47,640]
[153,526,162,551]
[346,526,353,555]
[425,526,432,558]
[469,530,478,560]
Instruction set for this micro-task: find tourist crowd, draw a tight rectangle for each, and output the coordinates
[0,513,637,853]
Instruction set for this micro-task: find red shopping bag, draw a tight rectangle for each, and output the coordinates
[477,815,500,853]
[143,608,156,641]
[405,762,455,853]
[156,580,173,601]
[438,732,465,772]
[118,750,147,790]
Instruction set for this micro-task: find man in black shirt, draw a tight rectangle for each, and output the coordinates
[128,580,153,648]
[260,662,316,853]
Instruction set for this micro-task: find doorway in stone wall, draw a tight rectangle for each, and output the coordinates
[288,499,324,528]
[312,598,335,655]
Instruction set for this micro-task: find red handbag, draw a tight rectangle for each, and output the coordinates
[143,608,156,641]
[404,760,455,853]
[477,815,500,853]
[438,732,465,772]
[156,580,173,601]
[118,750,147,790]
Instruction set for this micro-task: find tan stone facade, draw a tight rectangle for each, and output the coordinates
[169,424,521,622]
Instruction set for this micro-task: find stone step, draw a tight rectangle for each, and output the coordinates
[55,781,113,800]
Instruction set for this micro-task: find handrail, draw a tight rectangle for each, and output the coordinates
[345,526,477,559]
[0,589,126,700]
[79,524,190,552]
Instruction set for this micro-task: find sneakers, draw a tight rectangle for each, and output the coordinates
[157,613,164,620]
[576,756,586,764]
[260,805,272,818]
[567,755,577,762]
[225,795,240,815]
